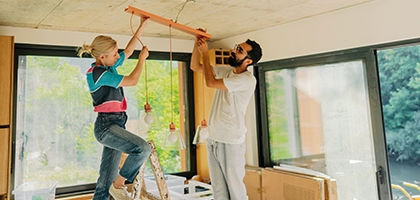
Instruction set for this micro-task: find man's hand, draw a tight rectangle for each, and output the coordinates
[196,37,208,54]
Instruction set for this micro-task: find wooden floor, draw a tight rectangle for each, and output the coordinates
[56,193,93,200]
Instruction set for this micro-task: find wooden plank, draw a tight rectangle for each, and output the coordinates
[0,36,13,126]
[56,193,93,200]
[124,6,212,39]
[0,35,13,198]
[0,129,9,195]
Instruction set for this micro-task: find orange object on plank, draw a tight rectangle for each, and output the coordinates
[125,5,212,39]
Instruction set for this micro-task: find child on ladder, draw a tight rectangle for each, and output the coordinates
[78,17,152,200]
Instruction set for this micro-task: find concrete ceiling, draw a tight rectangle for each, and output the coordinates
[0,0,373,41]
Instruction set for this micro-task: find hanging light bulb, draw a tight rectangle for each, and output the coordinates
[192,124,202,145]
[141,44,154,126]
[168,123,178,143]
[193,72,210,145]
[144,103,154,125]
[164,123,186,149]
[162,25,186,150]
[193,119,210,144]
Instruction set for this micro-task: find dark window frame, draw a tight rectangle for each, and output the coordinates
[254,38,420,199]
[11,43,196,197]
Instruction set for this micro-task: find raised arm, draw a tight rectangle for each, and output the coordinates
[124,17,149,59]
[120,46,149,87]
[196,37,227,90]
[190,36,204,73]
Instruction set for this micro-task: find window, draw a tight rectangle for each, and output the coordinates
[12,44,195,195]
[377,44,420,199]
[257,50,388,199]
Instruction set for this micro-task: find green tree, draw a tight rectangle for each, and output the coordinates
[20,55,185,186]
[22,56,99,184]
[119,59,183,172]
[377,46,420,162]
[266,70,292,162]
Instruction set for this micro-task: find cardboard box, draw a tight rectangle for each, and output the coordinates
[272,165,338,200]
[262,168,324,200]
[244,166,262,200]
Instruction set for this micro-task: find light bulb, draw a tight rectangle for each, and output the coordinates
[200,127,209,139]
[144,112,154,125]
[168,132,178,143]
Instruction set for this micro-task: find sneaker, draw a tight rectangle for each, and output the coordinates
[109,183,131,200]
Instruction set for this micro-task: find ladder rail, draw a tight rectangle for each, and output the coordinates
[128,140,171,200]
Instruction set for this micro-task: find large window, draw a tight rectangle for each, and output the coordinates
[12,44,195,196]
[377,45,420,200]
[257,50,389,199]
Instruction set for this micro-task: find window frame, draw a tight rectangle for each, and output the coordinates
[11,43,196,196]
[255,46,390,198]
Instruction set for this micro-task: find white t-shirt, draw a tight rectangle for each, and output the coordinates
[208,65,256,144]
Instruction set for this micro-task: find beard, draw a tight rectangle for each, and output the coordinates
[228,52,246,67]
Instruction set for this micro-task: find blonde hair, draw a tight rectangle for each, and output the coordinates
[77,35,117,58]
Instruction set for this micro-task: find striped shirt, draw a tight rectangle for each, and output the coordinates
[86,52,126,112]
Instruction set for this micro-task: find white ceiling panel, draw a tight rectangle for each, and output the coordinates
[0,0,374,41]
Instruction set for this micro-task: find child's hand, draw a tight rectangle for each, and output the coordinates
[139,46,149,60]
[140,17,149,28]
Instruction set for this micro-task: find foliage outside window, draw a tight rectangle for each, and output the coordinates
[262,60,378,199]
[377,46,420,162]
[14,51,190,193]
[377,45,420,198]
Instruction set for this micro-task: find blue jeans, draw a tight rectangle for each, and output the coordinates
[92,112,151,200]
[206,139,248,200]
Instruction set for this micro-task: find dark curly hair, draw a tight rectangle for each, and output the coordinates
[245,39,262,65]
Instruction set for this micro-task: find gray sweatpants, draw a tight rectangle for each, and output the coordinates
[206,139,248,200]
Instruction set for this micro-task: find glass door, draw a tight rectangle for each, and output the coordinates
[377,45,420,200]
[258,50,390,199]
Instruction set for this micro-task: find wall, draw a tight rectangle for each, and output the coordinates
[0,25,194,52]
[2,0,420,168]
[213,0,420,166]
[213,0,420,61]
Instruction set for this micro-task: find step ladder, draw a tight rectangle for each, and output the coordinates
[120,140,171,200]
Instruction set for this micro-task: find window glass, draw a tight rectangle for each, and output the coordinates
[265,60,378,199]
[14,54,188,192]
[377,45,420,199]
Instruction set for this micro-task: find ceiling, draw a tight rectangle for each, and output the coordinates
[0,0,373,41]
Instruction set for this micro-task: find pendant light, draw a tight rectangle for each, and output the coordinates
[143,61,154,125]
[193,73,209,144]
[130,14,155,127]
[163,25,186,150]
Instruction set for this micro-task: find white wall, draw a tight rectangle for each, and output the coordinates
[213,0,420,62]
[213,0,420,166]
[0,25,194,52]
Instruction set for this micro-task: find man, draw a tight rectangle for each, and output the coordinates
[190,36,262,200]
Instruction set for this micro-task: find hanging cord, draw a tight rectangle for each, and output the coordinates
[130,13,145,47]
[130,13,149,104]
[170,24,174,123]
[202,73,205,120]
[145,60,148,103]
[175,0,196,23]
